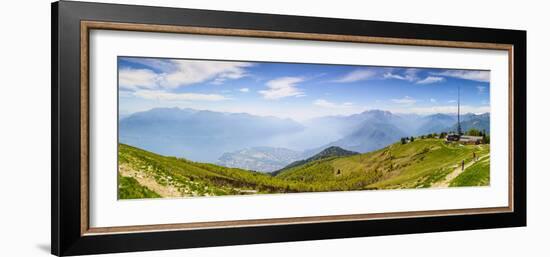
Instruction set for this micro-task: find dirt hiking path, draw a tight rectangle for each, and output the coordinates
[432,153,490,188]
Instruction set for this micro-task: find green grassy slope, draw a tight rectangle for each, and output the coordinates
[118,139,490,199]
[450,154,490,187]
[273,146,359,176]
[118,175,160,199]
[276,138,490,190]
[118,143,310,199]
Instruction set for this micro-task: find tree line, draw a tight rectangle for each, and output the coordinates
[400,128,490,144]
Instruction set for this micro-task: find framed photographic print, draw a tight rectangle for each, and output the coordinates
[52,1,526,256]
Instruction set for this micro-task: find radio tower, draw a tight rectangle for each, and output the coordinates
[457,85,462,135]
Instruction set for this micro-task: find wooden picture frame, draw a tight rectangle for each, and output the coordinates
[52,1,526,256]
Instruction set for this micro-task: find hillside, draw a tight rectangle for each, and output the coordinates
[273,146,359,175]
[118,143,309,199]
[275,138,490,190]
[118,139,490,199]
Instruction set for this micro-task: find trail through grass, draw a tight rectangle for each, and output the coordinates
[118,139,490,199]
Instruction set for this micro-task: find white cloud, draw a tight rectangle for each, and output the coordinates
[119,68,159,90]
[391,96,417,105]
[448,100,457,103]
[239,88,250,93]
[133,90,229,101]
[383,69,447,85]
[383,68,420,82]
[333,69,376,83]
[119,57,178,73]
[119,59,252,103]
[383,73,407,80]
[259,77,305,100]
[431,70,490,82]
[161,60,253,88]
[430,98,437,103]
[416,76,445,84]
[313,99,354,109]
[119,59,253,90]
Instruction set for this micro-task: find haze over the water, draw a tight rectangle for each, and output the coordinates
[118,57,490,121]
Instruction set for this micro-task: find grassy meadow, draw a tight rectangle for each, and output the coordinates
[118,138,490,199]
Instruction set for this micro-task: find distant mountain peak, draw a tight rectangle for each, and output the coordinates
[323,146,347,151]
[364,109,392,114]
[313,146,359,158]
[273,146,359,175]
[429,113,451,118]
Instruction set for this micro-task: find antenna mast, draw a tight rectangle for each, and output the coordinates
[457,85,462,135]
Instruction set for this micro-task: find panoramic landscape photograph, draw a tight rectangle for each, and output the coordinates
[117,56,491,199]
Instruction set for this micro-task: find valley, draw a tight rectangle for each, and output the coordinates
[119,107,490,173]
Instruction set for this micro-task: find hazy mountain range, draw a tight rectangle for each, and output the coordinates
[119,107,490,172]
[119,107,303,163]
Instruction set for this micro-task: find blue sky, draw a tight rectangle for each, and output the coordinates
[118,57,490,121]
